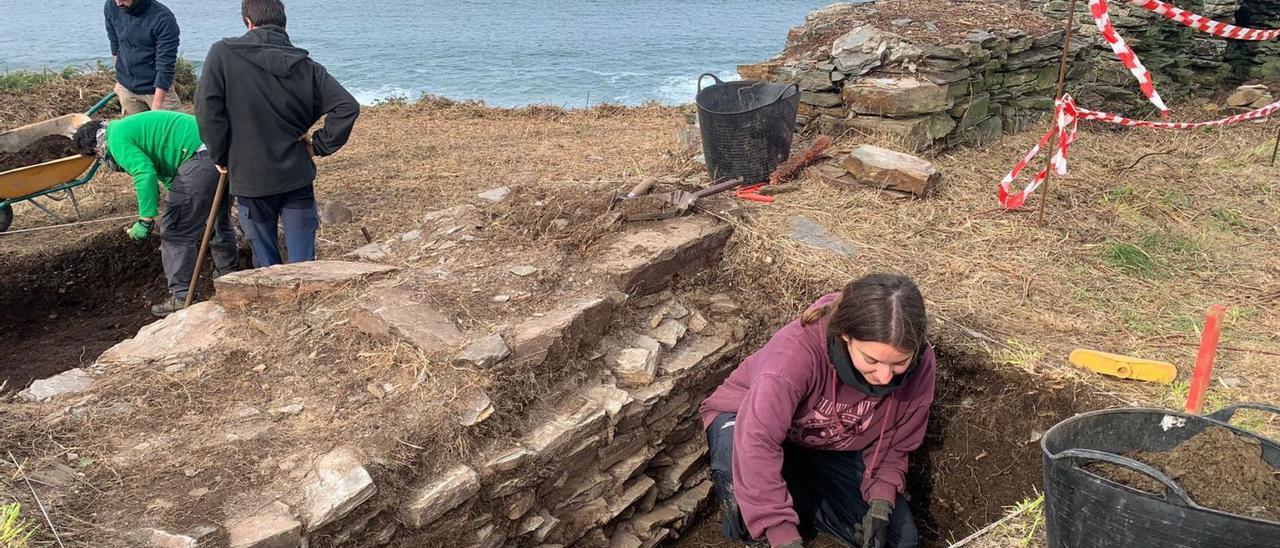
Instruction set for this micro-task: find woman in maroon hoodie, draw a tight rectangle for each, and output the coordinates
[700,273,935,548]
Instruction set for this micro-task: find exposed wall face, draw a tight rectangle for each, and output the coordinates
[737,2,1097,151]
[739,0,1274,151]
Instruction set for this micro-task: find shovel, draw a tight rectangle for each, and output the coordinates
[623,176,744,222]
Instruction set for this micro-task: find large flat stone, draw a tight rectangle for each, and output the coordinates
[789,216,858,258]
[215,261,399,308]
[592,217,733,296]
[297,447,376,531]
[18,369,94,402]
[227,501,301,548]
[350,287,464,353]
[401,464,480,529]
[507,296,615,367]
[96,302,229,366]
[841,144,942,196]
[842,77,951,116]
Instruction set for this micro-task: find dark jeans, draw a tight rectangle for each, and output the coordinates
[236,185,319,268]
[707,412,919,548]
[160,150,239,300]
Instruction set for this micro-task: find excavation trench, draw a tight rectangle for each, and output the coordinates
[1,231,166,391]
[673,344,1106,548]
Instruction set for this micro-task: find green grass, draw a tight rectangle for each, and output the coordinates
[1102,184,1136,205]
[1102,231,1206,279]
[0,503,35,548]
[1211,207,1249,230]
[0,66,84,93]
[1165,379,1228,413]
[994,339,1044,373]
[1159,188,1192,209]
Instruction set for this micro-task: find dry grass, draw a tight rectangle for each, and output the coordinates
[712,117,1280,413]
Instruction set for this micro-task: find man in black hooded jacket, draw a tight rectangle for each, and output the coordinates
[195,0,358,268]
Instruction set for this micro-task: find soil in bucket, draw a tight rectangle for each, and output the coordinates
[1083,427,1280,522]
[0,134,80,172]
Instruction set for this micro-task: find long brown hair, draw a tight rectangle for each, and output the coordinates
[801,273,927,351]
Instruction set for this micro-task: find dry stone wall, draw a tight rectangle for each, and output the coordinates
[738,1,1097,150]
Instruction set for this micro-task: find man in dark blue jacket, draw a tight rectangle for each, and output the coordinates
[105,0,181,115]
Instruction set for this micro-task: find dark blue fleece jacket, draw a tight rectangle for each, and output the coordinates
[104,0,180,94]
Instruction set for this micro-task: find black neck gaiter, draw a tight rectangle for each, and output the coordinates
[827,335,915,398]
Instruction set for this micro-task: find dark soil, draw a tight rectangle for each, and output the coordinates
[0,134,80,173]
[0,230,165,391]
[667,344,1107,547]
[906,346,1105,546]
[1084,427,1280,522]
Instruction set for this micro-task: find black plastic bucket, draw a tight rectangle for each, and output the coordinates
[1041,404,1280,548]
[695,74,800,184]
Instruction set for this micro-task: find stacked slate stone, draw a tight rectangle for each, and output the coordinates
[1228,0,1280,79]
[738,2,1095,150]
[1011,0,1244,106]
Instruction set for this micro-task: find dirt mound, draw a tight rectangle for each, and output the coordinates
[0,135,80,173]
[1085,427,1280,521]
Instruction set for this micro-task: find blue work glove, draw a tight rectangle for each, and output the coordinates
[126,219,154,240]
[856,499,892,548]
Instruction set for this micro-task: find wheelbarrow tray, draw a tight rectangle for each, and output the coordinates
[0,114,95,200]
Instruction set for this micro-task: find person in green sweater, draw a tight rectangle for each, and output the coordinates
[73,110,239,316]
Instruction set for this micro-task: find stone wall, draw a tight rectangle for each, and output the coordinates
[1001,0,1245,106]
[1229,0,1280,79]
[738,2,1096,151]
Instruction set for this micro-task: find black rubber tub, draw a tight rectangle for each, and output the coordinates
[1041,403,1280,548]
[695,73,799,184]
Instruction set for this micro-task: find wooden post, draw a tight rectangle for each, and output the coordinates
[1038,0,1080,226]
[185,172,229,308]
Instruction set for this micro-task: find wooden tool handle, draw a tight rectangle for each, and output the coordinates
[627,178,657,198]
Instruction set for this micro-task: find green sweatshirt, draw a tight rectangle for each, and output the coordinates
[105,110,204,218]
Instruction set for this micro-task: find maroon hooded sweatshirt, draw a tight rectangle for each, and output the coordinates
[699,293,936,547]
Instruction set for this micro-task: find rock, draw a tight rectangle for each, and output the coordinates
[843,77,950,117]
[891,17,912,27]
[270,404,304,416]
[345,242,390,262]
[1250,94,1275,109]
[146,528,198,548]
[647,319,688,349]
[507,296,615,367]
[509,265,539,277]
[227,501,301,548]
[687,312,709,333]
[423,204,479,224]
[831,26,889,76]
[494,294,511,303]
[482,446,532,475]
[477,186,512,203]
[297,448,376,531]
[659,336,729,379]
[351,287,465,353]
[318,200,354,225]
[653,447,708,498]
[97,302,229,366]
[18,369,94,402]
[610,348,659,387]
[841,144,942,196]
[789,216,858,257]
[163,363,187,374]
[800,91,843,108]
[457,390,495,427]
[846,115,935,151]
[188,487,210,498]
[1226,84,1267,107]
[215,261,399,309]
[401,465,480,528]
[453,334,511,368]
[592,216,733,296]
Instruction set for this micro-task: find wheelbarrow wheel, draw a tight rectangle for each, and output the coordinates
[0,204,12,233]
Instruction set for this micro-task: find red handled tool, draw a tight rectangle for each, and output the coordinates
[734,183,774,203]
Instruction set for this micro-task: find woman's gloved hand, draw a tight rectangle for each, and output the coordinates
[857,499,892,548]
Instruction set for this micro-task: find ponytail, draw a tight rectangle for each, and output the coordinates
[800,294,842,325]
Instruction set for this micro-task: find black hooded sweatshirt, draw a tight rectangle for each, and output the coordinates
[195,25,358,198]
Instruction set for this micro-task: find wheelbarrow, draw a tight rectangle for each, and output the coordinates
[0,93,117,232]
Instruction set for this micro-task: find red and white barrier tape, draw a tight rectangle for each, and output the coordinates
[997,94,1280,209]
[1130,0,1280,41]
[1090,0,1168,113]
